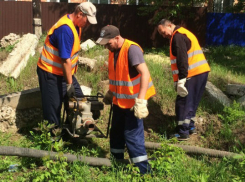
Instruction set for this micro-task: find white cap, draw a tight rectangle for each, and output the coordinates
[77,2,97,24]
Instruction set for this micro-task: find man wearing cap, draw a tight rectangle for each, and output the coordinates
[96,25,156,174]
[37,2,97,127]
[158,19,210,140]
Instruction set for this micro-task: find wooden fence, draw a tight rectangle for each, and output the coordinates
[0,2,207,47]
[0,1,33,40]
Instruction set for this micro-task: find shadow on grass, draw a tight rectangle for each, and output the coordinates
[206,46,245,76]
[144,98,176,139]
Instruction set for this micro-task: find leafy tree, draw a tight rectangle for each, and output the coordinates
[131,0,244,24]
[132,0,207,24]
[226,0,245,13]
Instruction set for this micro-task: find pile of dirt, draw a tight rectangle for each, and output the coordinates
[0,50,8,63]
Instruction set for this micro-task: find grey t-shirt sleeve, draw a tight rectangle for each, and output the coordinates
[128,45,145,78]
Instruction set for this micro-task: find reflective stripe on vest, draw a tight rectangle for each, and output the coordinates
[111,81,153,99]
[171,50,204,64]
[171,60,208,75]
[131,155,148,163]
[43,44,79,61]
[40,54,78,68]
[170,27,210,82]
[108,39,156,109]
[37,14,81,76]
[109,76,140,86]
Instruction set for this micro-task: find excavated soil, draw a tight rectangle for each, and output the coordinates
[0,50,8,63]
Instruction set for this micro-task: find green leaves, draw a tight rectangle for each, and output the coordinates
[149,142,185,177]
[219,101,245,125]
[138,0,203,24]
[30,121,70,152]
[31,156,70,182]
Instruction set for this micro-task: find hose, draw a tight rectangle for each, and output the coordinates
[145,142,243,158]
[0,142,243,167]
[0,146,112,166]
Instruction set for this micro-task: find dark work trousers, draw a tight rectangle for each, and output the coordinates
[110,104,150,174]
[176,72,209,135]
[37,66,83,126]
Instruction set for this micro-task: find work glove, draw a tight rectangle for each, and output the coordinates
[103,90,113,105]
[66,84,75,99]
[177,78,188,97]
[130,98,149,119]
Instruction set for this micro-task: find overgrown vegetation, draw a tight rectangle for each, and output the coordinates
[134,0,245,24]
[0,37,245,181]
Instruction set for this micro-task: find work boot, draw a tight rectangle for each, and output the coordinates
[189,127,197,135]
[170,133,190,141]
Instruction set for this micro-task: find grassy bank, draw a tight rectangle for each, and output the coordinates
[0,37,244,181]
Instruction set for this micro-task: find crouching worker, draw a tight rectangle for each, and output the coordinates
[96,25,156,174]
[37,2,97,127]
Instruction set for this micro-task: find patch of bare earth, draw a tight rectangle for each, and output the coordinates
[233,124,245,144]
[0,50,8,63]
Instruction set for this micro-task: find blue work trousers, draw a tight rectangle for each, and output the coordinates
[37,66,83,126]
[176,72,209,135]
[110,104,150,174]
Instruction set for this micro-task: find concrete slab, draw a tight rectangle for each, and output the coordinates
[226,84,245,96]
[0,85,92,110]
[0,88,42,110]
[80,39,96,51]
[0,33,38,79]
[205,81,232,107]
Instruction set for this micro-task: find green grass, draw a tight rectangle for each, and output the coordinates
[206,45,245,91]
[0,39,245,181]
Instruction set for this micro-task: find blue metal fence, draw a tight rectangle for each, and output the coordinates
[206,13,245,46]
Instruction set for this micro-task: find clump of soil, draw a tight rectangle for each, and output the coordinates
[0,50,8,62]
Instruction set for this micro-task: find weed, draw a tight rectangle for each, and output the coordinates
[6,77,17,91]
[29,121,70,152]
[219,101,245,125]
[150,141,185,178]
[5,44,16,53]
[29,156,71,182]
[218,101,245,143]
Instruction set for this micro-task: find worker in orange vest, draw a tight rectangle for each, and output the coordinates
[37,2,97,127]
[96,25,156,174]
[158,19,210,141]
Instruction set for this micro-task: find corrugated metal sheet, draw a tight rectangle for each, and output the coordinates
[0,1,33,40]
[206,13,245,46]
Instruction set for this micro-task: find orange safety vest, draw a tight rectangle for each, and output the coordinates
[37,14,82,76]
[108,39,156,109]
[170,27,210,82]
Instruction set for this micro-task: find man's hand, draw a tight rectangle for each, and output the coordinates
[103,90,113,105]
[130,98,149,119]
[177,78,188,97]
[67,84,75,99]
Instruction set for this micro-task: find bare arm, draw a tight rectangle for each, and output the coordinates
[61,58,72,84]
[135,63,150,99]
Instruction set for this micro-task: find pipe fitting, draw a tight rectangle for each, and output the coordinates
[83,119,95,133]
